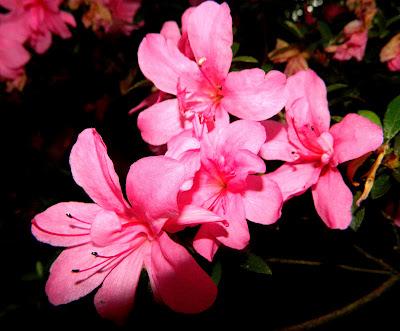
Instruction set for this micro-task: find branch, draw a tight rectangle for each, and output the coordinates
[276,275,400,331]
[266,258,394,276]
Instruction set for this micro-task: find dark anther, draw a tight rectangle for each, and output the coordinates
[66,213,72,218]
[71,269,80,273]
[91,252,98,257]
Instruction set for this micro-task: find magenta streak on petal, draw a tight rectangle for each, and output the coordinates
[32,220,90,237]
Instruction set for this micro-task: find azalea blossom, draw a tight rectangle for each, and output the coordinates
[261,70,383,229]
[380,33,400,72]
[137,1,287,146]
[177,120,283,261]
[326,20,368,62]
[0,0,76,54]
[0,19,30,80]
[69,0,142,35]
[31,129,225,322]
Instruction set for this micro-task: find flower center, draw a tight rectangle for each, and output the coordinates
[176,57,223,127]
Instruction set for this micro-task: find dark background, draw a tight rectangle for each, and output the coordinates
[1,0,400,330]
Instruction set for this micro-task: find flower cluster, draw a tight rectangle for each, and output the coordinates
[31,0,384,323]
[0,0,141,87]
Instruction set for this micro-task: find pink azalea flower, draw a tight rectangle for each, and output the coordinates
[327,20,368,62]
[137,1,287,146]
[177,120,283,261]
[103,0,142,35]
[32,129,225,322]
[380,33,400,72]
[78,0,142,35]
[0,0,76,54]
[0,19,30,80]
[261,70,383,229]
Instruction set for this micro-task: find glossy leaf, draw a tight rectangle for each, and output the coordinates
[384,95,400,141]
[358,110,382,127]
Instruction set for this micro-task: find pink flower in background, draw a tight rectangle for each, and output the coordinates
[380,33,400,72]
[326,20,368,62]
[0,19,30,80]
[178,120,283,261]
[0,0,76,54]
[261,70,383,229]
[137,1,287,146]
[74,0,142,35]
[32,129,224,322]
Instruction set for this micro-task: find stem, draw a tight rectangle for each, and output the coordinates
[356,144,388,206]
[266,258,394,276]
[353,245,398,273]
[276,275,400,331]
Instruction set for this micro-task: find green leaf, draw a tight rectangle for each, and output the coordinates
[283,20,304,39]
[394,135,400,156]
[331,115,343,123]
[232,42,240,57]
[36,261,44,279]
[318,21,333,45]
[126,79,152,94]
[211,261,222,286]
[393,169,400,183]
[261,63,273,73]
[370,174,391,199]
[358,110,382,127]
[384,95,400,141]
[327,83,348,93]
[241,253,272,275]
[386,15,400,28]
[232,56,258,63]
[350,206,366,231]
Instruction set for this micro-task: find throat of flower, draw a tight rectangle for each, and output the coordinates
[176,57,223,137]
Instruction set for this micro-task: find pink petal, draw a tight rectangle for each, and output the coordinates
[186,1,232,84]
[243,175,283,225]
[233,149,266,175]
[177,7,195,59]
[137,98,187,146]
[31,202,101,247]
[330,113,383,164]
[178,169,222,209]
[0,0,16,10]
[221,69,287,121]
[266,162,321,200]
[166,132,201,190]
[218,119,266,154]
[160,21,181,45]
[45,243,130,305]
[69,129,129,214]
[126,156,185,222]
[90,210,122,247]
[260,120,299,161]
[312,167,353,229]
[30,29,52,54]
[286,69,330,134]
[211,192,249,250]
[138,33,199,95]
[166,204,228,232]
[148,233,217,313]
[193,226,220,261]
[94,248,144,324]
